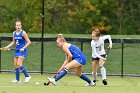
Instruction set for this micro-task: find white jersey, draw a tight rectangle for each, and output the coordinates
[91,35,112,59]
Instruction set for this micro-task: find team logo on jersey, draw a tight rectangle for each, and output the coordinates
[15,36,22,39]
[96,43,103,51]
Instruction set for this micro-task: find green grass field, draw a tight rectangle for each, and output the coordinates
[0,73,140,93]
[0,34,140,93]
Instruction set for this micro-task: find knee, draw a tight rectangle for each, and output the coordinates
[99,66,105,71]
[64,66,70,70]
[75,72,82,76]
[16,63,22,68]
[14,64,17,67]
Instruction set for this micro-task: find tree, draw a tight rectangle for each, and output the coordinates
[0,0,139,34]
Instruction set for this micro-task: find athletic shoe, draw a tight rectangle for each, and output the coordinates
[93,80,98,83]
[11,79,21,83]
[85,81,96,86]
[102,79,107,85]
[47,77,56,85]
[24,76,31,83]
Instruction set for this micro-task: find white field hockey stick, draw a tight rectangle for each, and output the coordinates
[105,48,110,58]
[101,48,110,65]
[0,48,15,51]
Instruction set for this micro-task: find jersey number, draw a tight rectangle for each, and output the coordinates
[16,40,19,45]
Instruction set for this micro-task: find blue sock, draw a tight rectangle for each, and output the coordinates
[55,69,68,81]
[20,65,29,77]
[15,68,20,81]
[80,73,91,84]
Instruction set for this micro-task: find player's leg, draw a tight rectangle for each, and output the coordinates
[53,61,80,80]
[12,57,20,83]
[48,60,82,85]
[99,58,107,85]
[74,65,95,86]
[92,60,99,83]
[17,56,31,82]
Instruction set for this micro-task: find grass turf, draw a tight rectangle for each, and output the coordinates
[0,73,140,93]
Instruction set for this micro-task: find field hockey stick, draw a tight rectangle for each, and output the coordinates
[44,74,58,86]
[105,48,110,58]
[0,48,15,51]
[101,48,110,66]
[102,48,110,61]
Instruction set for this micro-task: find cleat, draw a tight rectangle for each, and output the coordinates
[93,79,99,83]
[85,81,96,86]
[102,79,107,85]
[47,77,56,85]
[24,76,31,83]
[93,79,98,84]
[11,79,21,83]
[93,80,97,85]
[93,80,97,83]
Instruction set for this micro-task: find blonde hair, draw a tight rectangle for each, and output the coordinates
[57,34,66,42]
[57,34,63,38]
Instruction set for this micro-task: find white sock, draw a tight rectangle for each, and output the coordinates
[100,67,106,80]
[92,72,98,80]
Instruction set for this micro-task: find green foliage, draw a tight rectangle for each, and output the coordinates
[0,0,41,33]
[0,0,139,34]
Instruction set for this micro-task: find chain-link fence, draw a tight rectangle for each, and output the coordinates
[0,37,140,77]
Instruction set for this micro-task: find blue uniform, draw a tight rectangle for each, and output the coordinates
[69,44,86,65]
[14,30,27,58]
[54,44,91,84]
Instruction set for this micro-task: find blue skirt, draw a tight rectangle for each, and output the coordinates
[14,49,27,58]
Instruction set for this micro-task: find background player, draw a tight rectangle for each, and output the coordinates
[3,19,31,83]
[91,30,112,85]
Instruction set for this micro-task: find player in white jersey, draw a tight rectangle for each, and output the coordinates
[91,30,112,85]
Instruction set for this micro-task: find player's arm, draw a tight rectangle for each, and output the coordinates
[102,35,112,49]
[3,32,15,50]
[57,44,72,73]
[63,44,72,62]
[20,31,31,51]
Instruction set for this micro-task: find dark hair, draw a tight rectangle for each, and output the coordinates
[15,18,21,25]
[92,29,100,37]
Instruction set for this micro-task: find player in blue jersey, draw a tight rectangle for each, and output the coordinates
[3,19,31,83]
[47,34,95,86]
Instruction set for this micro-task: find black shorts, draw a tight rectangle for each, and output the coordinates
[92,54,106,61]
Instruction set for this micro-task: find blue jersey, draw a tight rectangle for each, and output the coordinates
[69,44,86,65]
[14,31,26,50]
[14,30,27,58]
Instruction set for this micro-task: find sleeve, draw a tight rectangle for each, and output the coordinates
[91,40,104,59]
[102,35,112,46]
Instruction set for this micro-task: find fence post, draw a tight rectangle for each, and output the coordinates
[41,0,45,75]
[121,42,124,77]
[80,41,83,52]
[0,37,1,73]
